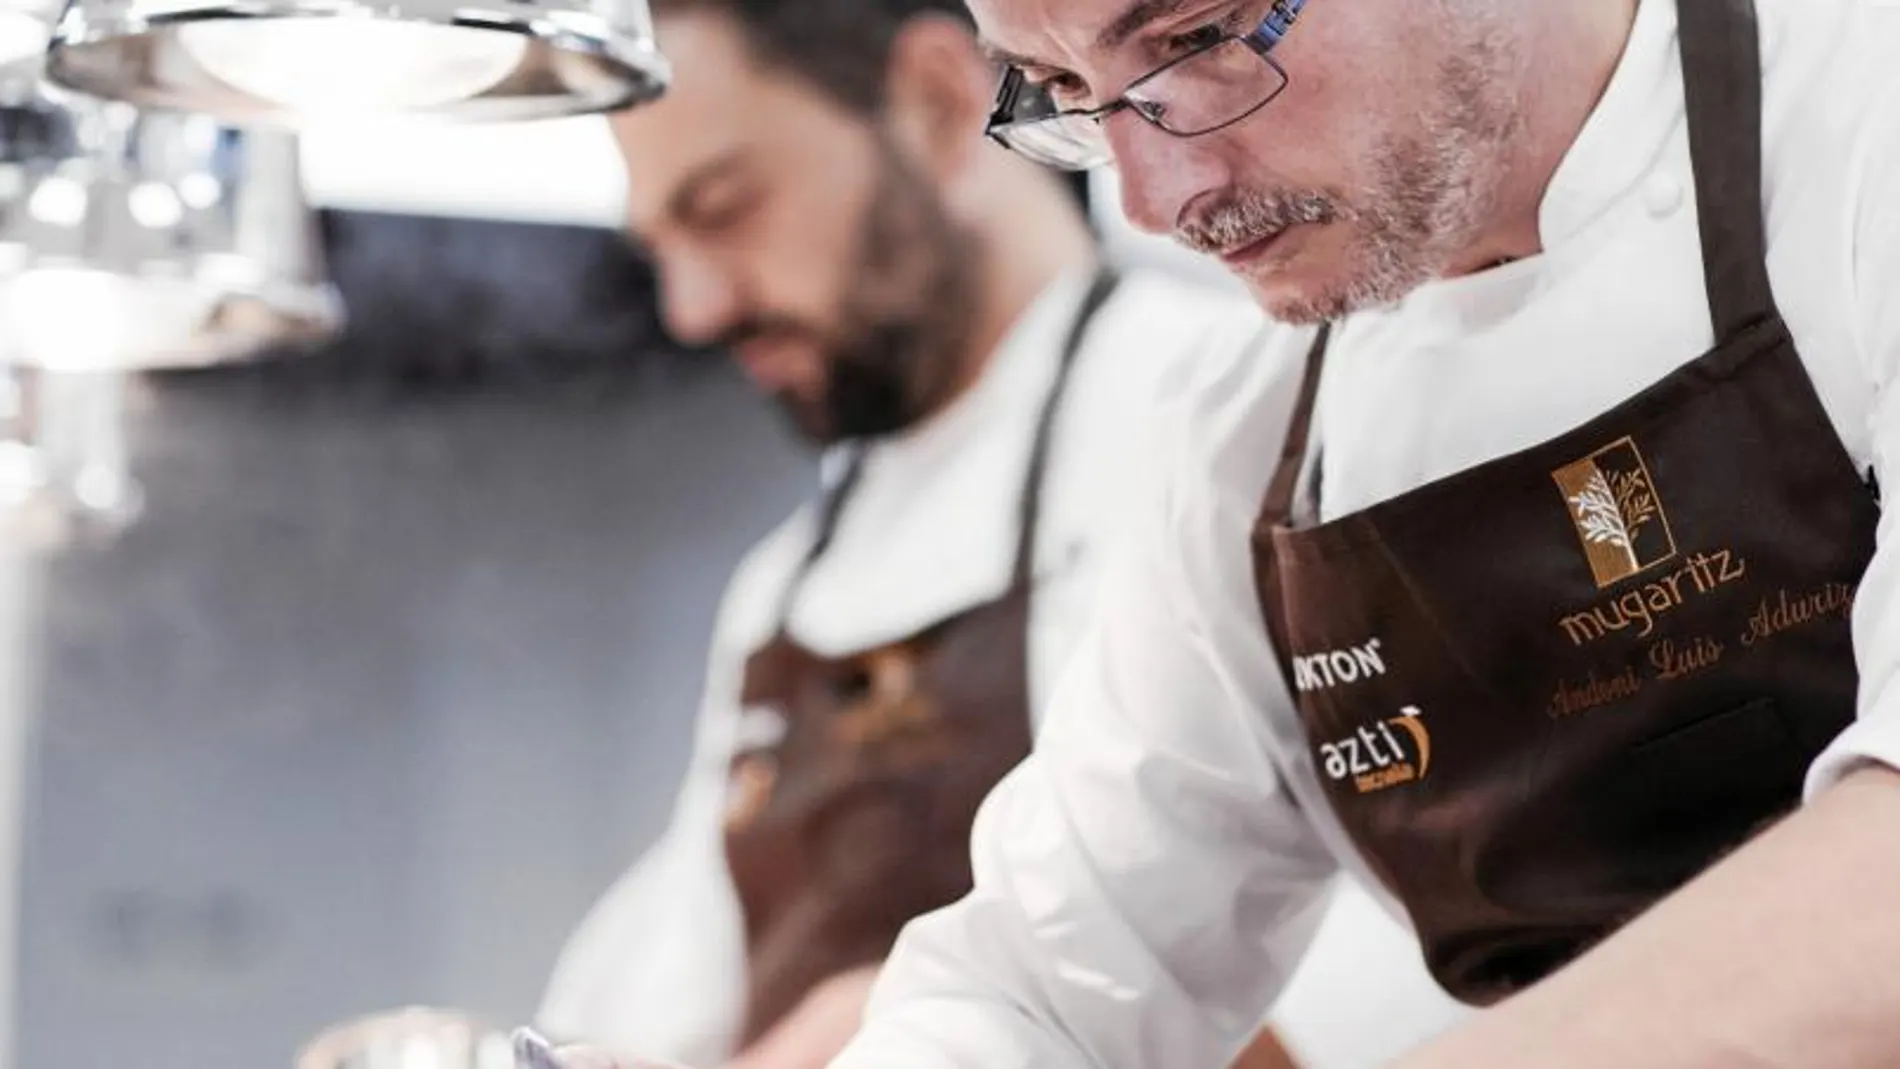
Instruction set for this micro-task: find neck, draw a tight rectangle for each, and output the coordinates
[943,157,1098,404]
[1453,0,1642,273]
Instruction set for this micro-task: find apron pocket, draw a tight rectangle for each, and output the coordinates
[1633,696,1787,756]
[1481,698,1803,922]
[1611,696,1805,881]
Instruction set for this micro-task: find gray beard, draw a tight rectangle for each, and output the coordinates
[1185,15,1525,325]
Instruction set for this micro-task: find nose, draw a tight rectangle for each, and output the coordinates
[657,248,743,347]
[1102,110,1228,237]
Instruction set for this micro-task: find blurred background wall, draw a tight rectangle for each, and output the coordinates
[11,204,813,1069]
[0,107,1221,1069]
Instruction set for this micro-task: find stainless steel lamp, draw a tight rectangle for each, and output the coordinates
[0,85,342,370]
[0,71,343,533]
[0,0,56,66]
[43,0,670,126]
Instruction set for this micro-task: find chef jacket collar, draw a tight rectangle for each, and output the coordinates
[1536,0,1681,251]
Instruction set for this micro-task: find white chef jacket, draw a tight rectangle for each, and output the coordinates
[537,268,1266,1064]
[831,2,1900,1068]
[1085,180,1476,1069]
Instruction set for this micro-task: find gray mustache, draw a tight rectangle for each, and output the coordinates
[1175,192,1339,254]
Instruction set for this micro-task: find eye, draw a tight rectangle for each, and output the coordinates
[1026,71,1091,111]
[1163,21,1229,55]
[683,180,762,232]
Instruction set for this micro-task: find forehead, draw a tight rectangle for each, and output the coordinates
[968,0,1157,69]
[607,12,851,220]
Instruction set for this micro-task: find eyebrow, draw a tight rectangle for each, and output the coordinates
[978,0,1202,72]
[664,149,750,220]
[978,39,1045,70]
[1096,0,1203,52]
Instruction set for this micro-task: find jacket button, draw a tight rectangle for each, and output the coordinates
[1645,173,1684,217]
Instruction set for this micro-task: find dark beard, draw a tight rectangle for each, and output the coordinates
[778,140,981,445]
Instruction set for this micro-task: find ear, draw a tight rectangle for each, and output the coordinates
[880,14,996,186]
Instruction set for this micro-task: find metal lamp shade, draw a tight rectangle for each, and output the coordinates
[0,95,341,370]
[44,0,669,126]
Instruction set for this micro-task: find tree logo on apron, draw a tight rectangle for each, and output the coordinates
[727,752,778,831]
[1552,437,1679,587]
[828,648,938,749]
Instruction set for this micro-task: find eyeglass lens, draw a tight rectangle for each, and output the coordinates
[1127,38,1287,136]
[992,33,1292,170]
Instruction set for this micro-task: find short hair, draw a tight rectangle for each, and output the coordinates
[652,0,977,114]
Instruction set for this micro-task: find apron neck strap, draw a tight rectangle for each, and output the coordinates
[776,265,1122,625]
[1259,323,1332,526]
[1679,0,1778,340]
[771,447,868,625]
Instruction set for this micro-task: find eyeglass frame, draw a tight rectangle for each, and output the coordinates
[983,0,1309,159]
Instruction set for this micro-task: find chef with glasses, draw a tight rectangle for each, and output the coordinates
[553,0,1900,1066]
[815,0,1900,1066]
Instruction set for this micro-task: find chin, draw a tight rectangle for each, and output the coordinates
[1244,249,1421,326]
[1222,237,1346,325]
[1244,274,1351,327]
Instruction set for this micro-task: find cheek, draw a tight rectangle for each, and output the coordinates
[736,192,864,324]
[752,146,886,318]
[1220,11,1417,193]
[1217,93,1394,208]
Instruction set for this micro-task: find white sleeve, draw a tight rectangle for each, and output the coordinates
[1266,881,1471,1069]
[537,528,803,1063]
[1022,322,1200,723]
[831,396,1337,1069]
[1805,68,1900,797]
[534,764,740,1055]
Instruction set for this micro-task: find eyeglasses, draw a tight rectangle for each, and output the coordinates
[984,0,1308,171]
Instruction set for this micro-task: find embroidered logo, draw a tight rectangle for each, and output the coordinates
[1317,705,1433,794]
[724,750,778,831]
[1552,437,1678,588]
[1292,637,1387,693]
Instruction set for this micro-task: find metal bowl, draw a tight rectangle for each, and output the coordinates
[295,1006,519,1069]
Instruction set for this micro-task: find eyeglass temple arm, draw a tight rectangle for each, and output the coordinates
[985,68,1025,139]
[1248,0,1307,49]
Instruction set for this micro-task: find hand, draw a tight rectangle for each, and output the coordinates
[724,965,882,1069]
[1228,1028,1302,1069]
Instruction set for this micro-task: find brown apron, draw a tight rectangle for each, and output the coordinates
[1252,0,1881,1006]
[722,269,1120,1045]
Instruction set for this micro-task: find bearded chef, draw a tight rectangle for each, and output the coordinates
[741,0,1900,1065]
[534,0,1466,1066]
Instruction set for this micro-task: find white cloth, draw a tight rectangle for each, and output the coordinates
[542,264,1468,1067]
[833,2,1900,1068]
[1089,153,1473,1069]
[538,268,1326,1064]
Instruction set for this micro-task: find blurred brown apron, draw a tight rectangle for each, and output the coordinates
[723,270,1119,1044]
[1252,0,1880,1005]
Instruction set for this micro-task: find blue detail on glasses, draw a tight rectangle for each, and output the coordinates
[1252,0,1307,48]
